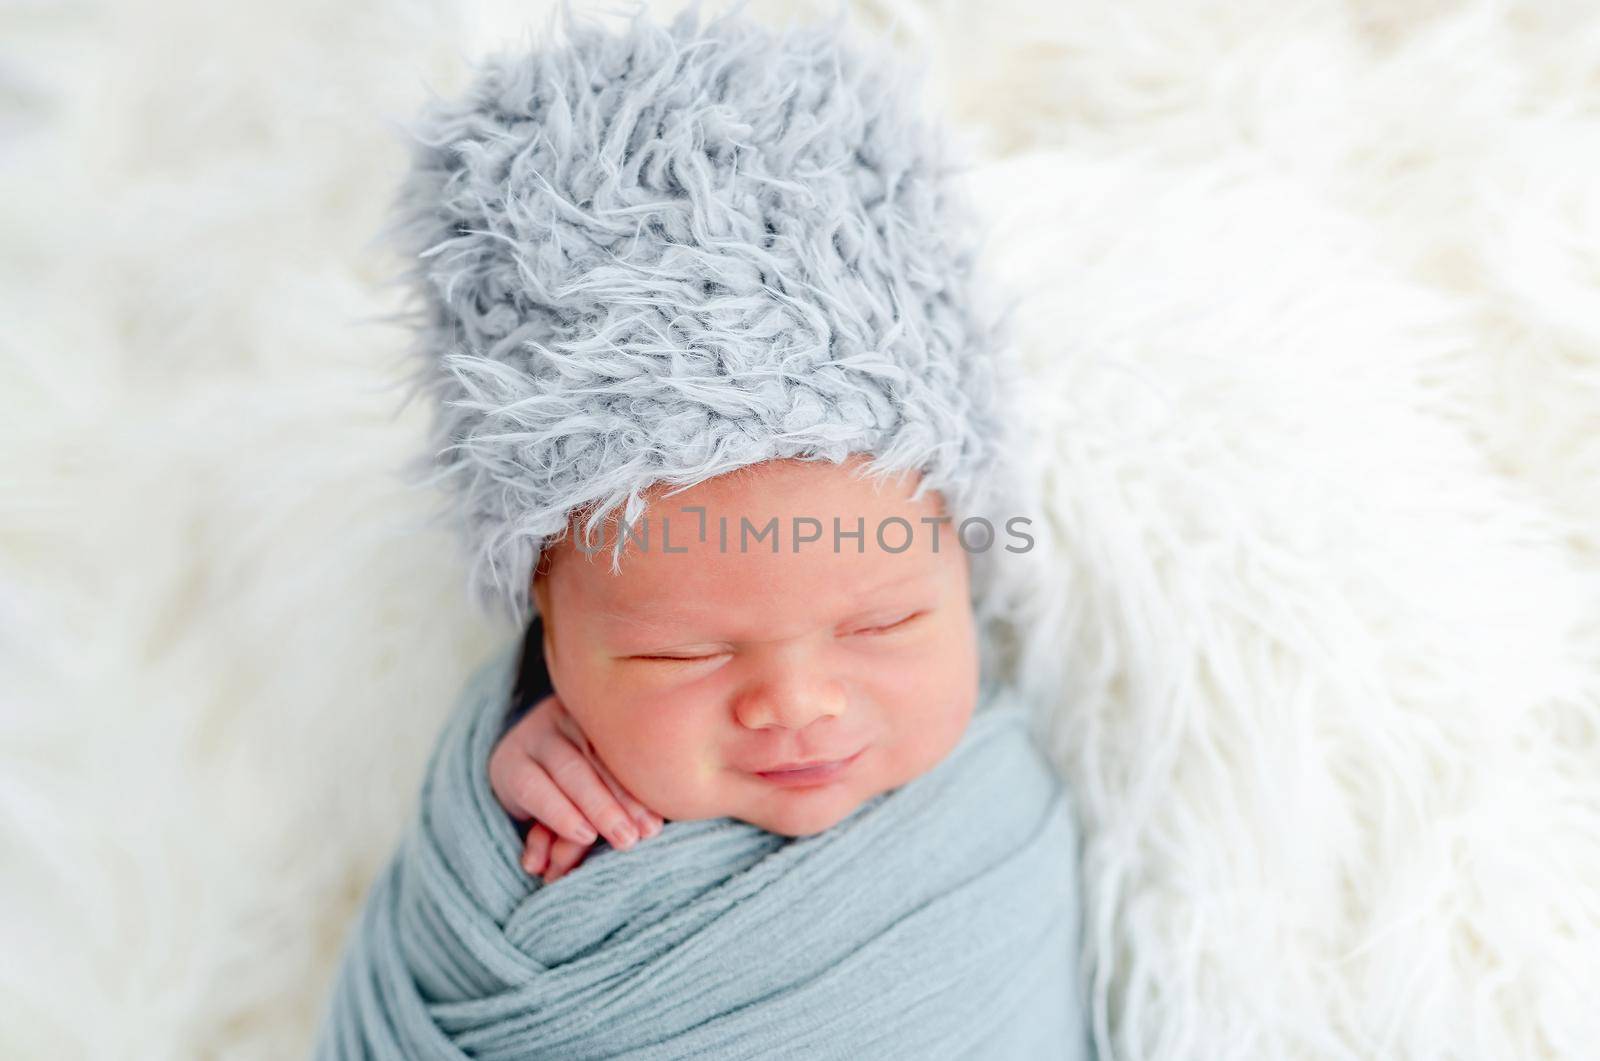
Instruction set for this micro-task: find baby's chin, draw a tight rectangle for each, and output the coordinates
[648,776,874,838]
[651,744,941,837]
[740,798,862,839]
[728,770,892,839]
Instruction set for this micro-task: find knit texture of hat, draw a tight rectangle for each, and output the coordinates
[381,0,1020,626]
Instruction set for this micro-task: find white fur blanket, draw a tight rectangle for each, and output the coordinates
[2,1,1597,1058]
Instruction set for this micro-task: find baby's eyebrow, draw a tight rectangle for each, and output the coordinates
[592,606,694,631]
[852,566,941,600]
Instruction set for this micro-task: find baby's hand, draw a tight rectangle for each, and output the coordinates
[488,692,664,884]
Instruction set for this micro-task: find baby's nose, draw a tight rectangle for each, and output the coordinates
[734,658,846,730]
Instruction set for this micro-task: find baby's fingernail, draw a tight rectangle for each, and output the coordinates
[615,823,639,849]
[576,825,597,844]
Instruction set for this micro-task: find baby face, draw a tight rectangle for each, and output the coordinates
[531,456,980,838]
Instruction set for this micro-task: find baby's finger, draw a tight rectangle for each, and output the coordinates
[521,823,553,876]
[544,741,642,851]
[542,835,591,885]
[540,697,659,837]
[586,750,663,839]
[547,697,591,753]
[498,760,600,848]
[549,704,661,838]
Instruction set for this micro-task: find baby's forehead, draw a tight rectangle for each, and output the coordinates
[640,454,905,506]
[553,460,934,543]
[532,456,963,606]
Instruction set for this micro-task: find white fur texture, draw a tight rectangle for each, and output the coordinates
[2,1,1597,1059]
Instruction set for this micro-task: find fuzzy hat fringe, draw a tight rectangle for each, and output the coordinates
[379,0,1020,626]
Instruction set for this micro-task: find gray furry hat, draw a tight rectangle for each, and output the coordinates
[381,0,1023,628]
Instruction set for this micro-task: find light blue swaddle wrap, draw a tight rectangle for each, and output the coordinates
[313,639,1091,1059]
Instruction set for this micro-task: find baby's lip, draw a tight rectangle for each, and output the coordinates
[752,748,864,773]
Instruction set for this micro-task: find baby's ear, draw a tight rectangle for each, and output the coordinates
[531,559,550,613]
[531,541,556,597]
[529,569,557,668]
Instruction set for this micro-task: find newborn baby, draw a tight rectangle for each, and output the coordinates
[489,453,982,884]
[321,7,1095,1054]
[315,446,1089,1058]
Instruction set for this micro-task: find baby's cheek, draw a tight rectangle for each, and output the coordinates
[688,751,718,785]
[619,738,727,821]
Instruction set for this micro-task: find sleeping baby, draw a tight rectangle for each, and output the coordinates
[488,453,985,885]
[312,5,1094,1056]
[315,449,1088,1056]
